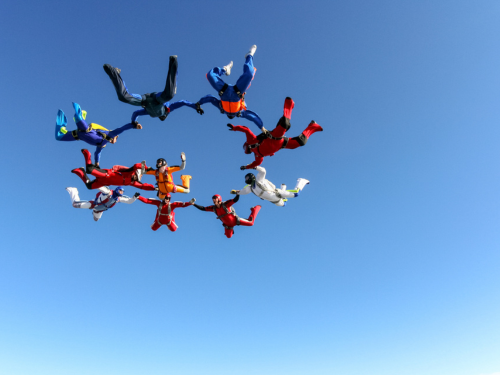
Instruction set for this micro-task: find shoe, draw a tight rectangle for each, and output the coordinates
[223,61,233,76]
[72,102,84,123]
[280,184,286,190]
[245,45,257,58]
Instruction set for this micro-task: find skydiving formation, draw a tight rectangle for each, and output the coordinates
[58,44,323,233]
[55,103,142,166]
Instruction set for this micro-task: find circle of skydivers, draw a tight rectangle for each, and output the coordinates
[58,45,323,238]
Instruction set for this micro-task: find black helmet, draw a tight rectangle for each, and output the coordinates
[156,158,167,168]
[245,173,256,185]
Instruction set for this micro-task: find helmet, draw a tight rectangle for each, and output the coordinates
[243,142,251,154]
[212,194,222,202]
[227,114,235,120]
[156,158,167,168]
[113,186,124,198]
[163,192,171,200]
[245,173,256,185]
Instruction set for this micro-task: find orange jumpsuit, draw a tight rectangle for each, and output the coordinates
[146,166,191,199]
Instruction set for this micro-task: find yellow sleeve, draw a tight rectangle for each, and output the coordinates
[89,123,109,131]
[168,166,180,173]
[146,170,156,176]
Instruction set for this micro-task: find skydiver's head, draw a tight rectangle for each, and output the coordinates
[156,158,167,172]
[113,186,124,199]
[243,142,251,154]
[227,114,235,120]
[163,192,171,202]
[245,173,256,186]
[212,194,222,207]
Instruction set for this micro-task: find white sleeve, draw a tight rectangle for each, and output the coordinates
[238,185,252,195]
[255,166,266,181]
[179,159,186,171]
[99,186,111,194]
[119,195,137,204]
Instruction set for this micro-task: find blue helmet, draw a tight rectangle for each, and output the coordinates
[112,186,125,199]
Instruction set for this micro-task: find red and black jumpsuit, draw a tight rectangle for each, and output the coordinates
[137,196,193,231]
[193,195,261,238]
[72,149,156,191]
[230,97,323,169]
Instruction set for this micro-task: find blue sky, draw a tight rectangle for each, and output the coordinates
[1,1,500,374]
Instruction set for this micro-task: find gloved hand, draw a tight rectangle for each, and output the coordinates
[261,126,270,136]
[230,190,239,195]
[240,165,247,170]
[189,198,196,204]
[196,103,204,115]
[154,187,159,191]
[227,124,234,130]
[180,152,186,162]
[134,192,141,198]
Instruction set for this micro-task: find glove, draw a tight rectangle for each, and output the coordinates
[195,103,204,115]
[227,124,234,130]
[180,152,186,162]
[134,192,140,198]
[189,198,196,204]
[261,126,270,136]
[230,190,238,195]
[240,165,247,170]
[154,187,159,191]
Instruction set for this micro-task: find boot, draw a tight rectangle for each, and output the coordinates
[245,45,257,58]
[223,61,233,76]
[249,205,262,222]
[55,110,68,140]
[72,102,85,123]
[283,97,295,119]
[180,175,192,189]
[295,178,310,191]
[71,168,88,183]
[81,149,92,166]
[280,184,287,190]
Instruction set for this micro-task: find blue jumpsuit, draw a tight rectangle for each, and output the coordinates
[199,55,263,130]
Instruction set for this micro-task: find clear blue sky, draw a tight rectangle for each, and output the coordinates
[1,1,500,374]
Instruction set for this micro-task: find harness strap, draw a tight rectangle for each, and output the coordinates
[156,202,172,225]
[218,83,229,97]
[233,84,244,99]
[71,130,80,140]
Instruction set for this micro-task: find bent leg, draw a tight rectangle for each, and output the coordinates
[151,222,162,231]
[239,205,261,227]
[235,55,255,92]
[285,121,323,150]
[107,123,134,138]
[240,109,263,130]
[174,185,189,194]
[103,64,143,106]
[206,67,227,92]
[270,116,291,138]
[158,56,178,103]
[55,110,68,140]
[167,221,179,232]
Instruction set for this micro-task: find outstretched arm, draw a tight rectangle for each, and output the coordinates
[224,194,240,208]
[241,110,264,130]
[255,166,266,181]
[120,192,140,204]
[169,100,198,112]
[197,95,221,110]
[241,155,264,170]
[172,198,196,209]
[193,203,215,212]
[131,108,148,123]
[131,181,156,191]
[137,196,160,206]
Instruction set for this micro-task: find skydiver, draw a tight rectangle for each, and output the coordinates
[137,193,196,232]
[145,153,192,199]
[65,186,139,222]
[71,149,156,191]
[55,103,142,167]
[228,97,323,170]
[103,56,203,123]
[231,166,310,207]
[193,194,261,238]
[194,45,266,131]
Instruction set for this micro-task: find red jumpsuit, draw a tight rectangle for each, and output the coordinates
[196,197,261,238]
[72,149,156,190]
[230,97,323,169]
[137,196,193,231]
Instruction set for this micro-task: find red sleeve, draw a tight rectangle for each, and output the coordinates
[131,181,156,191]
[137,196,160,206]
[231,125,256,137]
[245,155,264,169]
[171,201,192,209]
[224,200,235,208]
[204,205,215,212]
[112,165,130,172]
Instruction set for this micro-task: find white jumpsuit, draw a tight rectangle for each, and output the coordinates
[66,186,138,221]
[237,166,309,207]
